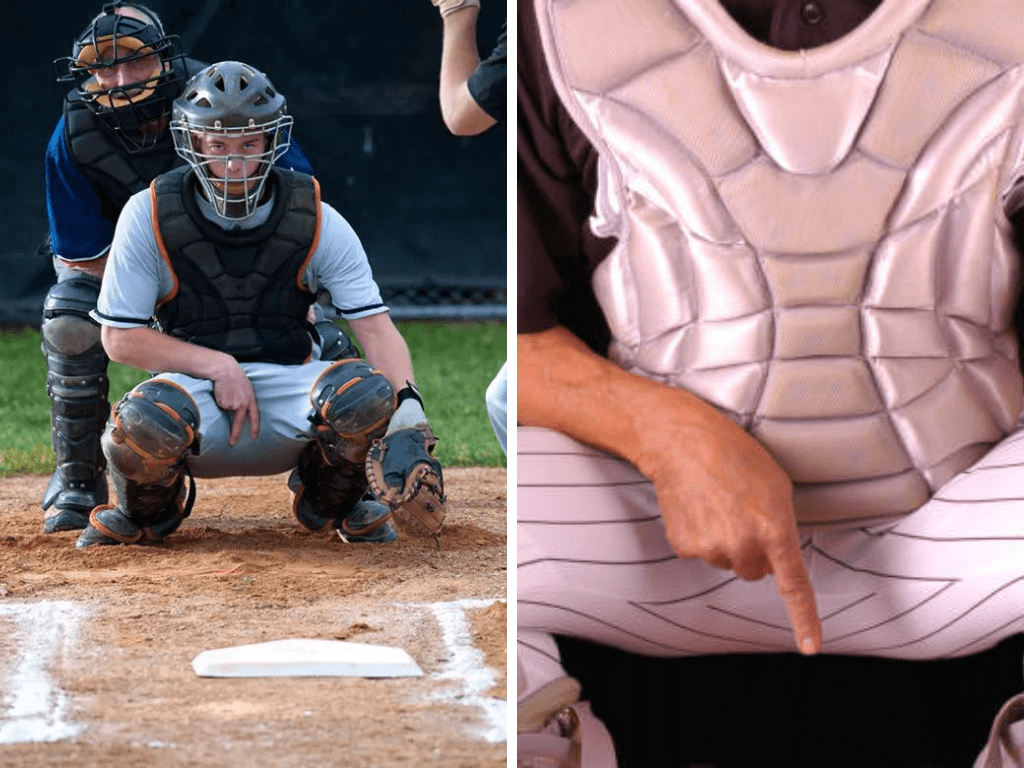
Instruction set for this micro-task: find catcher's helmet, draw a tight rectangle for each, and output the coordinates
[55,2,186,153]
[170,61,293,220]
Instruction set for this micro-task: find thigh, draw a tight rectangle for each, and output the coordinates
[518,426,798,657]
[518,426,1024,660]
[809,429,1024,658]
[156,361,336,478]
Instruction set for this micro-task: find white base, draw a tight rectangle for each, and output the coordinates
[192,638,424,678]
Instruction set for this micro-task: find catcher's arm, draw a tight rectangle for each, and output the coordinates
[101,325,259,446]
[348,314,446,537]
[520,325,822,655]
[347,313,415,393]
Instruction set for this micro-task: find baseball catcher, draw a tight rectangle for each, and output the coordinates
[74,60,443,548]
[40,2,319,534]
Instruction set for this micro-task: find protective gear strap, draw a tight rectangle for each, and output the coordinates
[396,381,423,408]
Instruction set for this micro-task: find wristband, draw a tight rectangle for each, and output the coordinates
[431,0,480,17]
[396,381,424,409]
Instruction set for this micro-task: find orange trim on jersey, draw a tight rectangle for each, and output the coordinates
[150,181,179,308]
[296,176,323,294]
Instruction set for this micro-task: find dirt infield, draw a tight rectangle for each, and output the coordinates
[0,467,507,767]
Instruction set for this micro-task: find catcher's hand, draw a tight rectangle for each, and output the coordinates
[366,423,446,537]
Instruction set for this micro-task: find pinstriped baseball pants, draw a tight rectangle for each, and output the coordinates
[517,425,1024,695]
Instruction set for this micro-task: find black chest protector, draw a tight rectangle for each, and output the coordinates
[151,166,320,365]
[62,58,204,220]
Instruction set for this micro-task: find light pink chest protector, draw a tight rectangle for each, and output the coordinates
[535,0,1024,524]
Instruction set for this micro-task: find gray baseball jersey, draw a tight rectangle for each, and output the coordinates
[93,186,387,329]
[91,185,389,478]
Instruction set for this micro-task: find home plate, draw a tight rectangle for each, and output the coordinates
[192,638,424,678]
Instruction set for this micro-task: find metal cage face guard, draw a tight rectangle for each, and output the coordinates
[170,62,293,220]
[54,11,185,153]
[170,118,293,219]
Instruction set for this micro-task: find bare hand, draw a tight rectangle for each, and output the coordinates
[642,406,822,655]
[211,357,259,446]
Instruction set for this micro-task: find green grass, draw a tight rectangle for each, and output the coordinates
[0,321,507,477]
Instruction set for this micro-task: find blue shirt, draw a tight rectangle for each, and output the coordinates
[44,116,314,262]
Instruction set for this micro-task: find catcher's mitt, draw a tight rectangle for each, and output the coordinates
[365,424,446,537]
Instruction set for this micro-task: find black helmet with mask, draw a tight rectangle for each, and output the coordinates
[55,2,187,154]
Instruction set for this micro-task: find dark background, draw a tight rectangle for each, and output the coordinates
[0,0,506,325]
[559,634,1024,767]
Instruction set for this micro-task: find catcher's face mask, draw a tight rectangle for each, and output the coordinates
[173,122,291,219]
[55,5,186,153]
[170,61,293,220]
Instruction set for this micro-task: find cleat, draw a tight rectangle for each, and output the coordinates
[43,508,91,534]
[76,524,120,549]
[340,499,392,537]
[337,520,397,544]
[518,678,618,768]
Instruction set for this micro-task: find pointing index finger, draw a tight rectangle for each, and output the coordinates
[767,538,822,655]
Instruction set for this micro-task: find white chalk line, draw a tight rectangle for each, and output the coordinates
[1,598,508,746]
[0,601,86,744]
[422,598,507,743]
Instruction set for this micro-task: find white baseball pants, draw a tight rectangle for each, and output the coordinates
[518,426,1024,693]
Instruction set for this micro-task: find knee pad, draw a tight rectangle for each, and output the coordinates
[42,277,106,369]
[309,360,395,464]
[104,380,201,486]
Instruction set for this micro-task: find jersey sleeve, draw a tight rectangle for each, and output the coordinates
[305,202,388,321]
[276,135,314,176]
[91,189,172,329]
[468,21,507,122]
[45,117,116,262]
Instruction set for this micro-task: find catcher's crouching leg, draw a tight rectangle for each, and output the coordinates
[76,380,200,549]
[289,360,397,543]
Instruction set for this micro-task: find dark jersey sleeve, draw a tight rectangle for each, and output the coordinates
[517,0,614,354]
[45,117,116,262]
[468,21,507,122]
[276,136,314,176]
